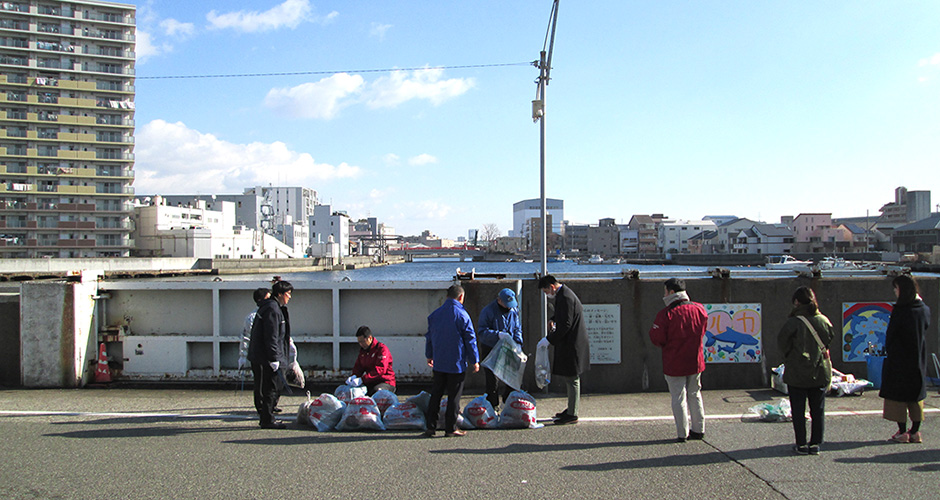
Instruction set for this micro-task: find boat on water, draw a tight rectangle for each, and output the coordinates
[765,255,813,270]
[815,256,860,270]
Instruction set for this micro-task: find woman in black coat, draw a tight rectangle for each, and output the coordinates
[879,275,930,444]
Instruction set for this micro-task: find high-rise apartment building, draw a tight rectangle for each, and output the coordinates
[0,0,135,257]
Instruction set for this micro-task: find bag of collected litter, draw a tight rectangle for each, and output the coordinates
[481,336,528,391]
[830,368,870,396]
[334,384,368,403]
[746,398,792,422]
[435,397,470,430]
[372,389,399,416]
[336,396,386,431]
[299,393,346,432]
[535,337,551,389]
[498,390,543,429]
[462,395,499,429]
[405,391,432,415]
[383,401,427,430]
[285,361,305,388]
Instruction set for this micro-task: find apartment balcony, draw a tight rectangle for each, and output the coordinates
[83,12,136,26]
[95,186,134,195]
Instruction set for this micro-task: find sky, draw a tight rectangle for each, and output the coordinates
[129,0,940,239]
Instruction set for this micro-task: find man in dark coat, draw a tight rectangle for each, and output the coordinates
[538,275,590,425]
[247,280,293,429]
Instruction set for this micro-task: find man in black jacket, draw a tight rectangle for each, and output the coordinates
[538,275,590,425]
[247,280,293,429]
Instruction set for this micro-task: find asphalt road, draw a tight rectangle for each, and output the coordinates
[1,387,938,500]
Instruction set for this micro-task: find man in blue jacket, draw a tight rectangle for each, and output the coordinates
[476,288,523,410]
[424,284,480,437]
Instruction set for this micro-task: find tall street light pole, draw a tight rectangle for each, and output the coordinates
[533,0,559,342]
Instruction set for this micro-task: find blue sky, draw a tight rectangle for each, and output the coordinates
[130,1,940,238]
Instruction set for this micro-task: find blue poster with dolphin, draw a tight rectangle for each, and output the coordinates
[841,302,892,362]
[703,303,762,363]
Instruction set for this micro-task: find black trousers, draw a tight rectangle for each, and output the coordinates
[426,370,466,433]
[480,344,511,407]
[251,361,278,425]
[788,385,826,446]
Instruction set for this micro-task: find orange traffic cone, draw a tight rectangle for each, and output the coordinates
[94,343,111,383]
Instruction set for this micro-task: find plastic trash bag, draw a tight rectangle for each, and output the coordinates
[285,361,305,388]
[336,396,386,431]
[345,375,363,387]
[462,395,499,429]
[299,393,346,432]
[498,390,544,429]
[747,398,792,422]
[372,389,399,416]
[383,401,427,431]
[406,391,432,415]
[435,397,470,430]
[334,384,368,403]
[481,336,528,391]
[535,337,551,389]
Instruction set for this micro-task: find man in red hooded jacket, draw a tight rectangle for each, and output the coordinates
[649,278,708,443]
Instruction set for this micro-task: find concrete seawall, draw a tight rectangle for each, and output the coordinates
[2,272,937,392]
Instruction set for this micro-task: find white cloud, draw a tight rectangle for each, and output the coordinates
[408,154,438,166]
[264,73,365,119]
[135,120,360,194]
[398,200,452,221]
[365,68,475,108]
[370,22,392,40]
[207,0,332,33]
[135,30,172,63]
[264,69,475,120]
[160,18,195,39]
[918,53,940,67]
[382,153,400,166]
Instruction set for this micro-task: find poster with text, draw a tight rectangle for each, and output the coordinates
[842,302,892,362]
[703,303,762,363]
[583,304,621,364]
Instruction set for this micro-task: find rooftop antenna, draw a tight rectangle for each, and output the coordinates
[533,0,560,345]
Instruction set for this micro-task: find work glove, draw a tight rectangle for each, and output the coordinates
[269,361,279,372]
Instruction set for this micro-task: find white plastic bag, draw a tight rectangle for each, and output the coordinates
[462,395,499,429]
[383,401,427,430]
[334,384,368,403]
[436,397,470,430]
[498,390,543,429]
[747,398,792,422]
[336,396,386,431]
[535,337,551,389]
[299,393,346,432]
[372,389,399,416]
[481,336,528,391]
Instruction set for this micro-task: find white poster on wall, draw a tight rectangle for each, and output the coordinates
[583,304,621,364]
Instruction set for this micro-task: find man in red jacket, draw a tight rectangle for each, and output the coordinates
[352,326,396,395]
[649,278,708,442]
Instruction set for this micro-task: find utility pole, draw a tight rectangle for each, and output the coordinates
[533,0,559,342]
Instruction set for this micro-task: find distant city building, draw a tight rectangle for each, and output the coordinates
[0,0,137,257]
[587,217,621,256]
[880,186,931,224]
[627,214,668,255]
[714,218,760,254]
[658,219,716,254]
[619,227,639,254]
[512,198,563,246]
[892,213,940,253]
[309,204,349,257]
[131,196,296,259]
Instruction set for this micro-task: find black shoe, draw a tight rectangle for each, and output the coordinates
[422,429,436,438]
[260,420,287,429]
[273,407,283,414]
[554,413,578,425]
[808,445,820,455]
[554,409,570,419]
[793,445,809,455]
[688,431,704,440]
[676,437,688,443]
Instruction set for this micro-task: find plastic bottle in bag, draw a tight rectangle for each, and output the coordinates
[535,337,551,389]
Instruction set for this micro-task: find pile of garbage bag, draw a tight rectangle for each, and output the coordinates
[296,385,544,432]
[770,364,872,397]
